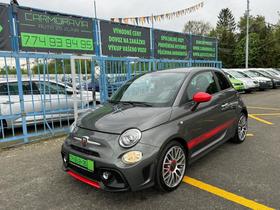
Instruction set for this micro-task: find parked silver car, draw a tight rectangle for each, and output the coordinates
[0,79,98,131]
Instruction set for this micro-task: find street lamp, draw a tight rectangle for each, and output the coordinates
[245,0,250,69]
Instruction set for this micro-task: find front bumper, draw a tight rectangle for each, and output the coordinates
[244,84,259,91]
[273,80,280,87]
[61,135,159,192]
[233,84,245,92]
[259,81,273,89]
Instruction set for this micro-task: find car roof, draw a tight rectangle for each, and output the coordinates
[0,78,70,87]
[152,67,221,74]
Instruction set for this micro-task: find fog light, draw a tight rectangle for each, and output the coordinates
[102,171,111,180]
[63,156,67,164]
[122,151,143,164]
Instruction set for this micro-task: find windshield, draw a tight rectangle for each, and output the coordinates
[259,71,271,77]
[110,73,186,107]
[237,71,250,78]
[244,71,258,77]
[267,70,278,76]
[228,71,245,79]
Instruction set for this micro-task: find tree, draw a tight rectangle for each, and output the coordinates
[237,15,275,67]
[238,15,268,40]
[183,20,212,35]
[269,25,280,68]
[234,33,261,68]
[217,8,236,31]
[210,8,236,68]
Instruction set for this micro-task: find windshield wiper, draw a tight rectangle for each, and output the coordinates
[120,101,154,107]
[108,100,154,107]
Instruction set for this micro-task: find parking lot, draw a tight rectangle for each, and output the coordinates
[0,89,279,210]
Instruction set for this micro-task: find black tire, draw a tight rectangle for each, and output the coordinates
[155,141,187,192]
[231,113,248,144]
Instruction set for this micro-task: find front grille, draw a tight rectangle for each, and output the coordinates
[68,162,101,181]
[70,145,100,157]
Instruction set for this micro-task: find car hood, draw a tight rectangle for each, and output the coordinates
[237,78,254,83]
[255,77,271,81]
[230,78,243,84]
[77,103,172,134]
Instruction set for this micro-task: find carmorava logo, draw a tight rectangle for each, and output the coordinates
[24,12,89,28]
[0,24,3,33]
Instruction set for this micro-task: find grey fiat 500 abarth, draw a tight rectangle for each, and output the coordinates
[61,68,248,192]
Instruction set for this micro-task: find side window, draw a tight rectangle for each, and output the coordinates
[186,71,218,101]
[214,72,231,90]
[22,82,40,95]
[36,82,65,94]
[0,83,9,95]
[5,82,19,95]
[49,82,66,94]
[253,71,261,77]
[0,82,40,95]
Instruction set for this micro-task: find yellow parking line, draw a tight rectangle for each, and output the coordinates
[183,176,275,210]
[246,133,254,137]
[248,106,280,111]
[248,114,274,125]
[251,113,280,116]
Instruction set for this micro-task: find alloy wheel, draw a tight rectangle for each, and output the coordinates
[238,115,248,141]
[162,146,186,188]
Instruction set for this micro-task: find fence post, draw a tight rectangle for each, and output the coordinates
[189,33,193,67]
[10,5,28,143]
[98,58,108,103]
[215,38,218,62]
[126,61,131,80]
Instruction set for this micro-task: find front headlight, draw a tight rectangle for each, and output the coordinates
[119,129,142,148]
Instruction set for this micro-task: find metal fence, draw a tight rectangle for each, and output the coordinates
[0,4,222,146]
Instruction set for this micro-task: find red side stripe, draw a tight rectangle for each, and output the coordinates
[67,170,100,189]
[187,119,235,149]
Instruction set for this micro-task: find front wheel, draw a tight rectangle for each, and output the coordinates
[231,113,248,143]
[155,141,187,192]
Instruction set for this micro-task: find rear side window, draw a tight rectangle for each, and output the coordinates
[214,72,231,90]
[185,71,218,101]
[0,82,19,95]
[0,82,40,95]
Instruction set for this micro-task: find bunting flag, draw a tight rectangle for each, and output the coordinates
[110,1,204,25]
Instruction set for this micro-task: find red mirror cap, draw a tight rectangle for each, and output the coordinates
[193,92,212,103]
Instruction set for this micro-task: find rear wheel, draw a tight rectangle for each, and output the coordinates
[231,113,248,143]
[156,141,187,192]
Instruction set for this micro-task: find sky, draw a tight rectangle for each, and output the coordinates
[0,0,279,32]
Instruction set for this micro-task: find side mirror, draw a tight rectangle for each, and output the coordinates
[193,92,212,103]
[192,92,212,111]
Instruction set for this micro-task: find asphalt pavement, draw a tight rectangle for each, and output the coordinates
[0,89,279,210]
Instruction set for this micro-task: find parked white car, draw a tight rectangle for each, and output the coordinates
[223,69,259,93]
[234,69,273,90]
[0,79,100,130]
[261,68,280,79]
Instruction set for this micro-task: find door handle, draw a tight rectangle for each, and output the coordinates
[221,103,229,109]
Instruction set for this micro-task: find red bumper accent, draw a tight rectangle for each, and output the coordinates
[67,170,101,189]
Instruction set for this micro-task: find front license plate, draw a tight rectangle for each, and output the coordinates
[69,154,94,172]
